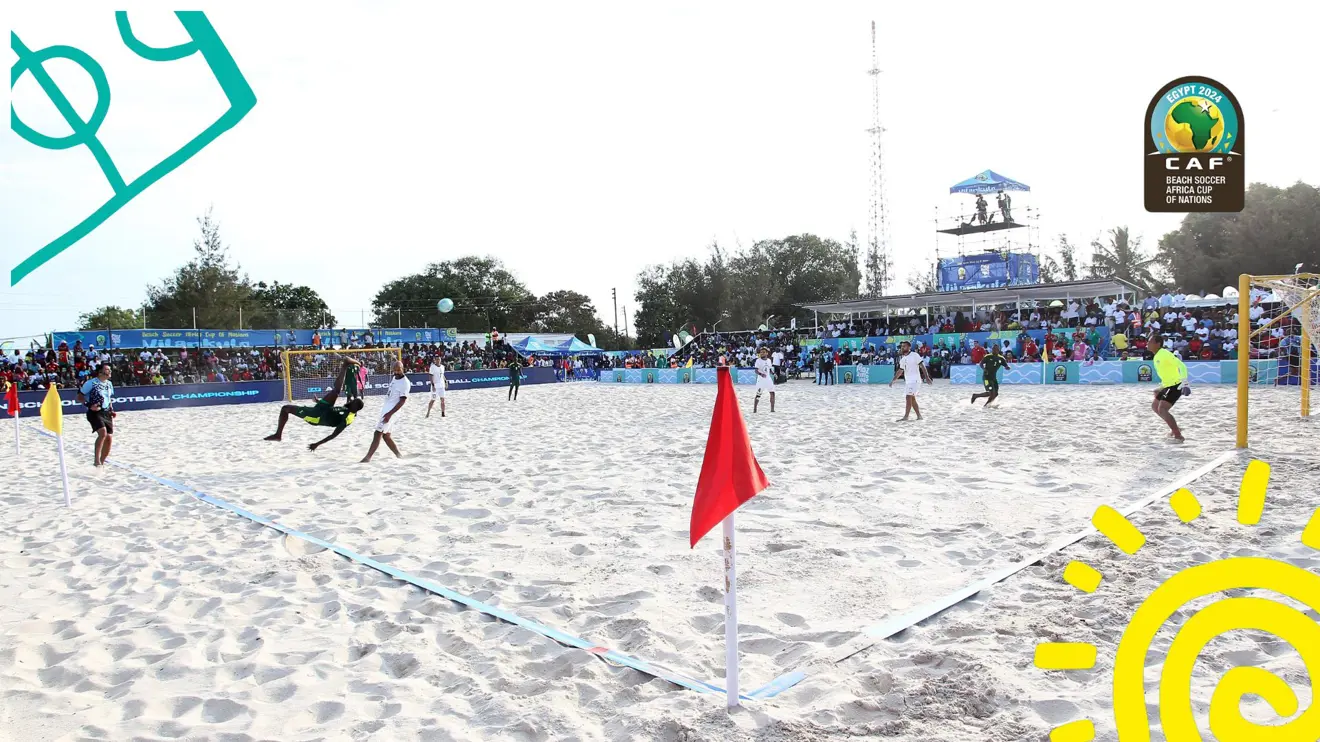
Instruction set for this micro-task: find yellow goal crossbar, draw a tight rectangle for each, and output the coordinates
[1237,273,1316,448]
[281,347,403,401]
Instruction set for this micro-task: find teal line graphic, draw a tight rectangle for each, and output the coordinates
[9,11,255,285]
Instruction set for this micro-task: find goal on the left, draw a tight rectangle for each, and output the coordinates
[281,348,404,402]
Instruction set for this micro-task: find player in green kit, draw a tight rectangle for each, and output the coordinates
[265,359,365,450]
[508,353,522,401]
[970,344,1010,407]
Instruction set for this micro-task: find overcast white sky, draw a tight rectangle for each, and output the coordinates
[4,1,1318,339]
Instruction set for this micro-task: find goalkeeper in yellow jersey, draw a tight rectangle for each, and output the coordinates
[1147,334,1188,443]
[265,358,365,450]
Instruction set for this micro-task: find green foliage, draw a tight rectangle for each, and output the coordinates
[370,256,609,337]
[145,209,254,329]
[1087,226,1160,290]
[905,259,938,294]
[1157,182,1320,293]
[77,305,143,330]
[1039,256,1061,283]
[248,281,335,329]
[632,235,860,348]
[1057,234,1082,282]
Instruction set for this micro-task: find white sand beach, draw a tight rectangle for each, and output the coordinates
[1,381,1316,741]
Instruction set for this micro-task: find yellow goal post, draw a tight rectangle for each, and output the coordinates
[281,347,404,402]
[1236,272,1319,448]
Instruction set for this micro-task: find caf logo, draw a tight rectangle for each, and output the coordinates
[843,371,853,384]
[1248,365,1259,383]
[614,371,623,382]
[1144,76,1245,212]
[646,372,655,384]
[958,266,967,281]
[1053,365,1068,382]
[1138,364,1153,382]
[680,371,691,383]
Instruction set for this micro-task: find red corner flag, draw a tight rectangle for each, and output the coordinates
[5,382,17,417]
[689,367,768,547]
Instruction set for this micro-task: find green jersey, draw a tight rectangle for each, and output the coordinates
[296,398,354,428]
[981,353,1009,380]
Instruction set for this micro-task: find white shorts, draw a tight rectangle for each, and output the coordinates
[755,375,776,392]
[430,386,446,400]
[376,412,400,434]
[904,381,920,397]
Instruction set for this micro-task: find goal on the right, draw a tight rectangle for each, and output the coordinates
[1237,272,1318,448]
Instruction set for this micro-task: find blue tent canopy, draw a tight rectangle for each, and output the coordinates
[949,170,1031,195]
[509,335,603,356]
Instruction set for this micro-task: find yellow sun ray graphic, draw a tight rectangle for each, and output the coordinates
[1034,459,1320,741]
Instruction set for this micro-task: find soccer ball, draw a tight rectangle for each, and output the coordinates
[437,298,454,313]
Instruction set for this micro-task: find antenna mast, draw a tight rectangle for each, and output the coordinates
[865,21,892,297]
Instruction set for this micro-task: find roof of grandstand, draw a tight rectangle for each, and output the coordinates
[800,278,1144,315]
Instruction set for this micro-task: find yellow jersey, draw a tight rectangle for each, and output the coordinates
[1152,348,1187,388]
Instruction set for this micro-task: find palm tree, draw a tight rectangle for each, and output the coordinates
[1088,227,1159,289]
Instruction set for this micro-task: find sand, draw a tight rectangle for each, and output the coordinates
[1,380,1316,741]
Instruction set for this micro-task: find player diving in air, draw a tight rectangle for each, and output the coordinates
[970,344,1010,407]
[264,358,365,451]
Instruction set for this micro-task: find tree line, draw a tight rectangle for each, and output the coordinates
[81,181,1317,349]
[78,209,628,347]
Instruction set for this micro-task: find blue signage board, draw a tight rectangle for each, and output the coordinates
[51,327,460,349]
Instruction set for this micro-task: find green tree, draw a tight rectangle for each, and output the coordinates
[1039,256,1061,284]
[145,209,255,328]
[371,256,536,332]
[631,234,859,347]
[531,290,606,334]
[78,306,144,330]
[906,259,938,293]
[248,281,335,329]
[1057,234,1082,281]
[1088,226,1159,289]
[862,229,891,297]
[1157,182,1320,293]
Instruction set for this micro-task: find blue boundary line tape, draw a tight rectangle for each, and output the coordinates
[846,449,1239,652]
[24,424,805,701]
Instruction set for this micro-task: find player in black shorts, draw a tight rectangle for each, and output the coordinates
[508,353,522,401]
[970,345,1011,407]
[265,359,364,450]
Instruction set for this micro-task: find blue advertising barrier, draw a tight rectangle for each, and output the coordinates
[938,252,1039,292]
[950,360,1283,385]
[597,368,759,385]
[52,326,459,349]
[0,368,561,416]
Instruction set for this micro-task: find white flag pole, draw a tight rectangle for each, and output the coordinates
[55,433,71,507]
[12,412,18,455]
[722,513,740,708]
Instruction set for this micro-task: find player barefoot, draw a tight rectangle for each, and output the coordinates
[77,363,116,466]
[266,359,364,450]
[1148,334,1188,443]
[889,341,931,421]
[753,347,776,413]
[361,361,409,463]
[971,345,1010,407]
[426,355,447,418]
[508,354,522,401]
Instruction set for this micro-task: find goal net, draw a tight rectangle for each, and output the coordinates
[1237,273,1318,447]
[281,348,404,402]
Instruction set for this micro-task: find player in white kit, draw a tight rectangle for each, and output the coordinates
[426,356,447,418]
[889,340,931,421]
[753,347,776,413]
[361,360,410,463]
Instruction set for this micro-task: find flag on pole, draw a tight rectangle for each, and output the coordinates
[689,366,768,709]
[690,367,768,548]
[40,384,72,507]
[5,381,18,455]
[40,384,63,434]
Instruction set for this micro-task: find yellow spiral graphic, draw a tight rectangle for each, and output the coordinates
[1113,556,1320,741]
